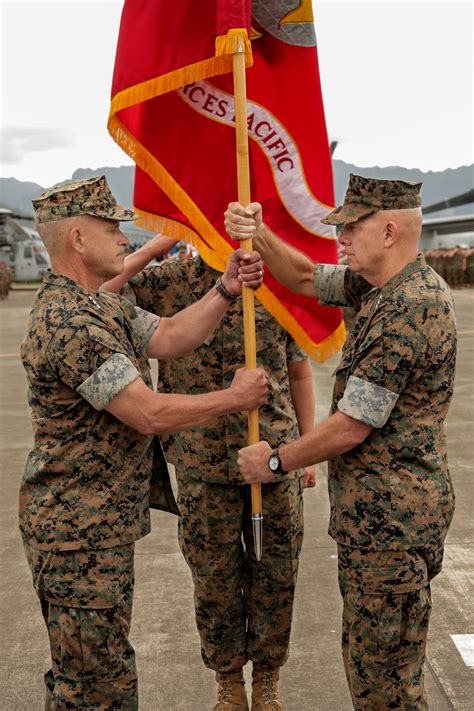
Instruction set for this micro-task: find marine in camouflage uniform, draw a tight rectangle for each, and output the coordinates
[225,175,456,710]
[125,255,310,709]
[315,254,455,710]
[21,177,267,711]
[21,181,158,710]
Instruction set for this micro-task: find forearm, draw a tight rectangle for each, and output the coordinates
[146,389,239,435]
[279,411,371,471]
[101,235,177,293]
[148,286,230,358]
[107,379,238,435]
[288,361,315,435]
[255,223,317,297]
[107,366,267,436]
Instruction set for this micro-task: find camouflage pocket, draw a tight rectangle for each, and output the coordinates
[333,325,384,380]
[345,585,431,669]
[44,577,128,678]
[177,485,244,575]
[339,546,429,594]
[44,577,120,609]
[341,548,431,668]
[358,555,428,595]
[375,587,431,667]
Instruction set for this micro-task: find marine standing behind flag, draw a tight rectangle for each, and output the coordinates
[108,0,344,361]
[102,240,317,710]
[108,2,340,708]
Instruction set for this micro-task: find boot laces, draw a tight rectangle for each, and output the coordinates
[218,678,232,702]
[262,670,279,705]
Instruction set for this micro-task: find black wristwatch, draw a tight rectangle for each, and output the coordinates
[268,449,286,476]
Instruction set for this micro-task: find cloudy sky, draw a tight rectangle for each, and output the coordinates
[1,0,472,187]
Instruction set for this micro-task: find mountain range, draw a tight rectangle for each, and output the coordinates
[1,161,473,220]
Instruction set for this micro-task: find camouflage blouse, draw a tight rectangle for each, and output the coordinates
[129,257,307,485]
[314,255,456,549]
[20,271,160,551]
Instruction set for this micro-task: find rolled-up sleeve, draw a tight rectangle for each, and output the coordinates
[313,264,348,306]
[314,263,372,309]
[338,375,398,427]
[77,353,140,410]
[132,307,161,352]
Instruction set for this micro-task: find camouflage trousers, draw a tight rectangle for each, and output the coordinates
[177,477,304,673]
[23,541,137,710]
[338,543,444,710]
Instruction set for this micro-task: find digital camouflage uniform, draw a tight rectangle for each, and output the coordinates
[21,177,166,711]
[128,256,306,672]
[316,175,457,710]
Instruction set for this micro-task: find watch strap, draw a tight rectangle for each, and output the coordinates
[215,276,238,302]
[268,448,287,475]
[277,448,287,475]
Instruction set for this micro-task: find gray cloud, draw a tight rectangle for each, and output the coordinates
[0,127,75,164]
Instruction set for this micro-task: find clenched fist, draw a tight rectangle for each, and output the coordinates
[238,440,275,483]
[221,248,264,295]
[229,367,268,411]
[224,202,263,242]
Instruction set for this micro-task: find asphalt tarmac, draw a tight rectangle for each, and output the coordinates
[1,288,473,710]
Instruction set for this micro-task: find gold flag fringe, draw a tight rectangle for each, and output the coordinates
[256,284,346,362]
[110,33,252,116]
[215,28,252,57]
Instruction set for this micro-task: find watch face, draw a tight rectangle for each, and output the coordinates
[268,454,279,472]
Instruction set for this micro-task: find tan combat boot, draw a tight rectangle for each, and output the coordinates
[212,669,249,710]
[251,665,284,710]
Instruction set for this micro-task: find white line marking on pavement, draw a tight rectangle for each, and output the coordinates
[451,635,474,667]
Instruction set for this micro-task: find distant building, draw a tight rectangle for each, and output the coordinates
[421,214,474,251]
[421,190,474,249]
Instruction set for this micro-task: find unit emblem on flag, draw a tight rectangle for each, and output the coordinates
[252,0,316,46]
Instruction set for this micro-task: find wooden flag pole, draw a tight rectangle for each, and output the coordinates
[232,43,263,561]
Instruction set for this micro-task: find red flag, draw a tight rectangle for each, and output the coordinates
[109,0,345,361]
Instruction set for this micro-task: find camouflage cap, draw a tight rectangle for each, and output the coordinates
[32,175,139,224]
[321,174,422,226]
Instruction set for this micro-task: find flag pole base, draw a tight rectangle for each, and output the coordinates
[252,514,263,561]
